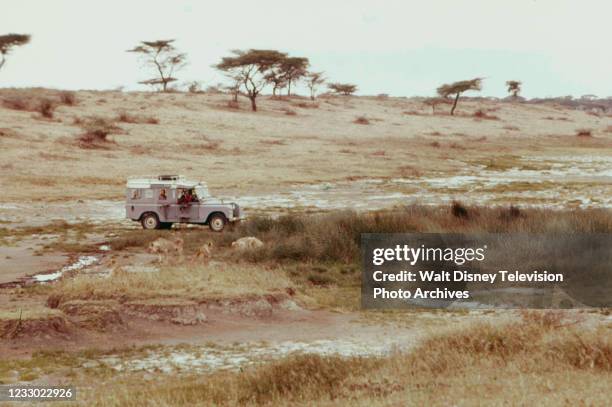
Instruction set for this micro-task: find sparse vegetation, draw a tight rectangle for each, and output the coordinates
[35,312,611,406]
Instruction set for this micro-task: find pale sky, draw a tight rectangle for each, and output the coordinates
[1,0,611,97]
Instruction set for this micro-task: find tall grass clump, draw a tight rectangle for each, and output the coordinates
[227,205,612,264]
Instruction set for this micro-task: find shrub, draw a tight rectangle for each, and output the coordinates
[576,128,592,137]
[451,201,469,219]
[226,100,240,109]
[116,111,159,124]
[187,81,202,94]
[76,117,123,147]
[59,91,77,106]
[2,97,29,111]
[283,108,297,116]
[354,116,370,125]
[38,99,55,118]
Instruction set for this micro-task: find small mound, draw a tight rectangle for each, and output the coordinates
[59,300,124,331]
[203,293,301,318]
[0,309,71,339]
[123,299,207,325]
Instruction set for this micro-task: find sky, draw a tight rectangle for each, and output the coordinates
[1,0,611,98]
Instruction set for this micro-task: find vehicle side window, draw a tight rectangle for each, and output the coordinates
[144,190,153,199]
[130,189,141,200]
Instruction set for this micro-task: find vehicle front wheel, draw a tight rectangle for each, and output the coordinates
[208,214,226,232]
[141,213,160,230]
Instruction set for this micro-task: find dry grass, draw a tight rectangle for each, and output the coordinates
[215,205,612,265]
[47,262,294,305]
[64,311,611,406]
[116,111,159,124]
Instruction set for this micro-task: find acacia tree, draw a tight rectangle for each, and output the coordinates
[127,40,187,92]
[436,78,482,115]
[328,83,357,96]
[506,80,522,97]
[215,49,287,111]
[305,71,325,101]
[279,57,309,96]
[0,33,30,71]
[264,69,287,97]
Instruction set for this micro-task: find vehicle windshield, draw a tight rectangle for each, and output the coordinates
[195,185,211,200]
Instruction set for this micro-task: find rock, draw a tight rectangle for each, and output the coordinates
[231,237,264,250]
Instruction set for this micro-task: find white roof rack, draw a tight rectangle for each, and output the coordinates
[126,175,205,189]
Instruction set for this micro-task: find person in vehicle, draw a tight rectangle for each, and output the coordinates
[159,189,167,200]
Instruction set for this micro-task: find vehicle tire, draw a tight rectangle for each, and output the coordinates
[141,213,160,230]
[159,222,173,230]
[208,214,226,232]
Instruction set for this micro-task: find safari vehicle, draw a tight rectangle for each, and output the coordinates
[125,175,243,231]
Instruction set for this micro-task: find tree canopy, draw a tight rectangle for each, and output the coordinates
[305,71,326,100]
[0,33,30,71]
[436,78,483,115]
[506,80,522,97]
[278,57,309,96]
[328,83,357,96]
[215,49,288,111]
[127,40,186,92]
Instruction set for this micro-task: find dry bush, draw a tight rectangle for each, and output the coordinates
[293,101,319,109]
[473,109,499,120]
[47,262,293,305]
[59,91,77,106]
[429,141,441,148]
[604,125,612,133]
[2,97,29,111]
[283,108,297,116]
[116,111,159,124]
[576,128,593,137]
[76,117,123,148]
[354,116,370,125]
[451,201,470,219]
[37,98,56,118]
[503,125,520,131]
